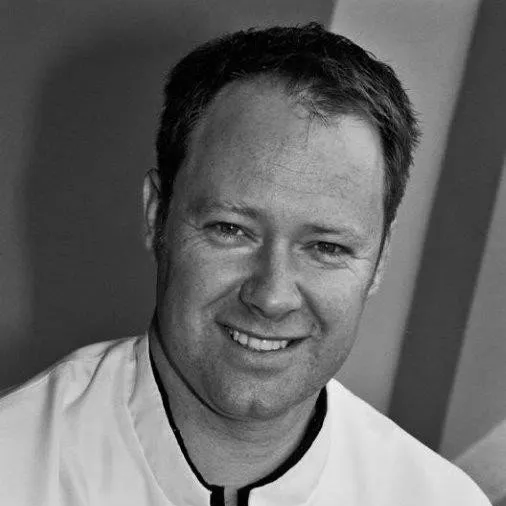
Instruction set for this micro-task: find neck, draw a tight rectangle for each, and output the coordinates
[149,329,320,489]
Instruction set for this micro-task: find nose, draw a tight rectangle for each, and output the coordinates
[239,243,303,321]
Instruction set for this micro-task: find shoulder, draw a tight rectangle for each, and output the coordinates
[0,335,142,411]
[324,379,491,505]
[0,336,144,458]
[0,335,146,504]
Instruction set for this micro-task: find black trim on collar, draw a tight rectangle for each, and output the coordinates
[236,388,327,505]
[210,488,226,506]
[150,349,327,506]
[150,350,224,499]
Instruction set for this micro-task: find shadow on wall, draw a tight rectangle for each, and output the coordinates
[1,1,334,389]
[13,37,168,388]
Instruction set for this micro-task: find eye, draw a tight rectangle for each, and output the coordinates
[208,222,246,241]
[312,241,347,259]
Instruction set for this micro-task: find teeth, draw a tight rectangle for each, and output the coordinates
[228,328,289,352]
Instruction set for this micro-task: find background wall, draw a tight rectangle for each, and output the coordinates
[447,161,506,505]
[331,0,481,412]
[386,0,505,451]
[438,4,506,464]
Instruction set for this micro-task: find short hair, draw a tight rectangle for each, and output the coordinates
[155,22,420,246]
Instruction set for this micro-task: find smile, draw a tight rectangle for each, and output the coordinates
[224,326,290,352]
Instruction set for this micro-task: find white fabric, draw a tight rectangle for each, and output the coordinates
[0,335,491,505]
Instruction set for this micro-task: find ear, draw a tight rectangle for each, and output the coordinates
[143,169,161,252]
[367,221,395,298]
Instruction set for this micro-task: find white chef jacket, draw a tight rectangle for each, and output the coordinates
[0,335,491,505]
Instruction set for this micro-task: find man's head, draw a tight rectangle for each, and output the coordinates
[144,23,419,423]
[154,22,420,251]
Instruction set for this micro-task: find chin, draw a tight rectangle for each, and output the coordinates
[222,399,293,423]
[206,380,317,424]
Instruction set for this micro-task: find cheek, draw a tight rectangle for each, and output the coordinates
[307,269,371,330]
[163,240,249,322]
[302,273,371,378]
[308,291,364,379]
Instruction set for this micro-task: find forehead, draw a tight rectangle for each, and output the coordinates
[176,80,384,237]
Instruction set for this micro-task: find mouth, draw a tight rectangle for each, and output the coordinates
[222,325,303,353]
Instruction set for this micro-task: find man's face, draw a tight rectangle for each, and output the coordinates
[149,81,387,422]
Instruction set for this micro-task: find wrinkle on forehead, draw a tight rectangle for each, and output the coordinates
[184,80,321,167]
[187,84,381,187]
[230,162,353,203]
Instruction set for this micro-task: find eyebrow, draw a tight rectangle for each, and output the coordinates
[189,198,260,220]
[301,224,364,242]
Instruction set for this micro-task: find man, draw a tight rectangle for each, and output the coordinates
[0,23,490,506]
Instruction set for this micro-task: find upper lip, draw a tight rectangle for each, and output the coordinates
[222,323,308,341]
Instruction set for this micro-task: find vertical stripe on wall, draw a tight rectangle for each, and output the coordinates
[389,0,506,451]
